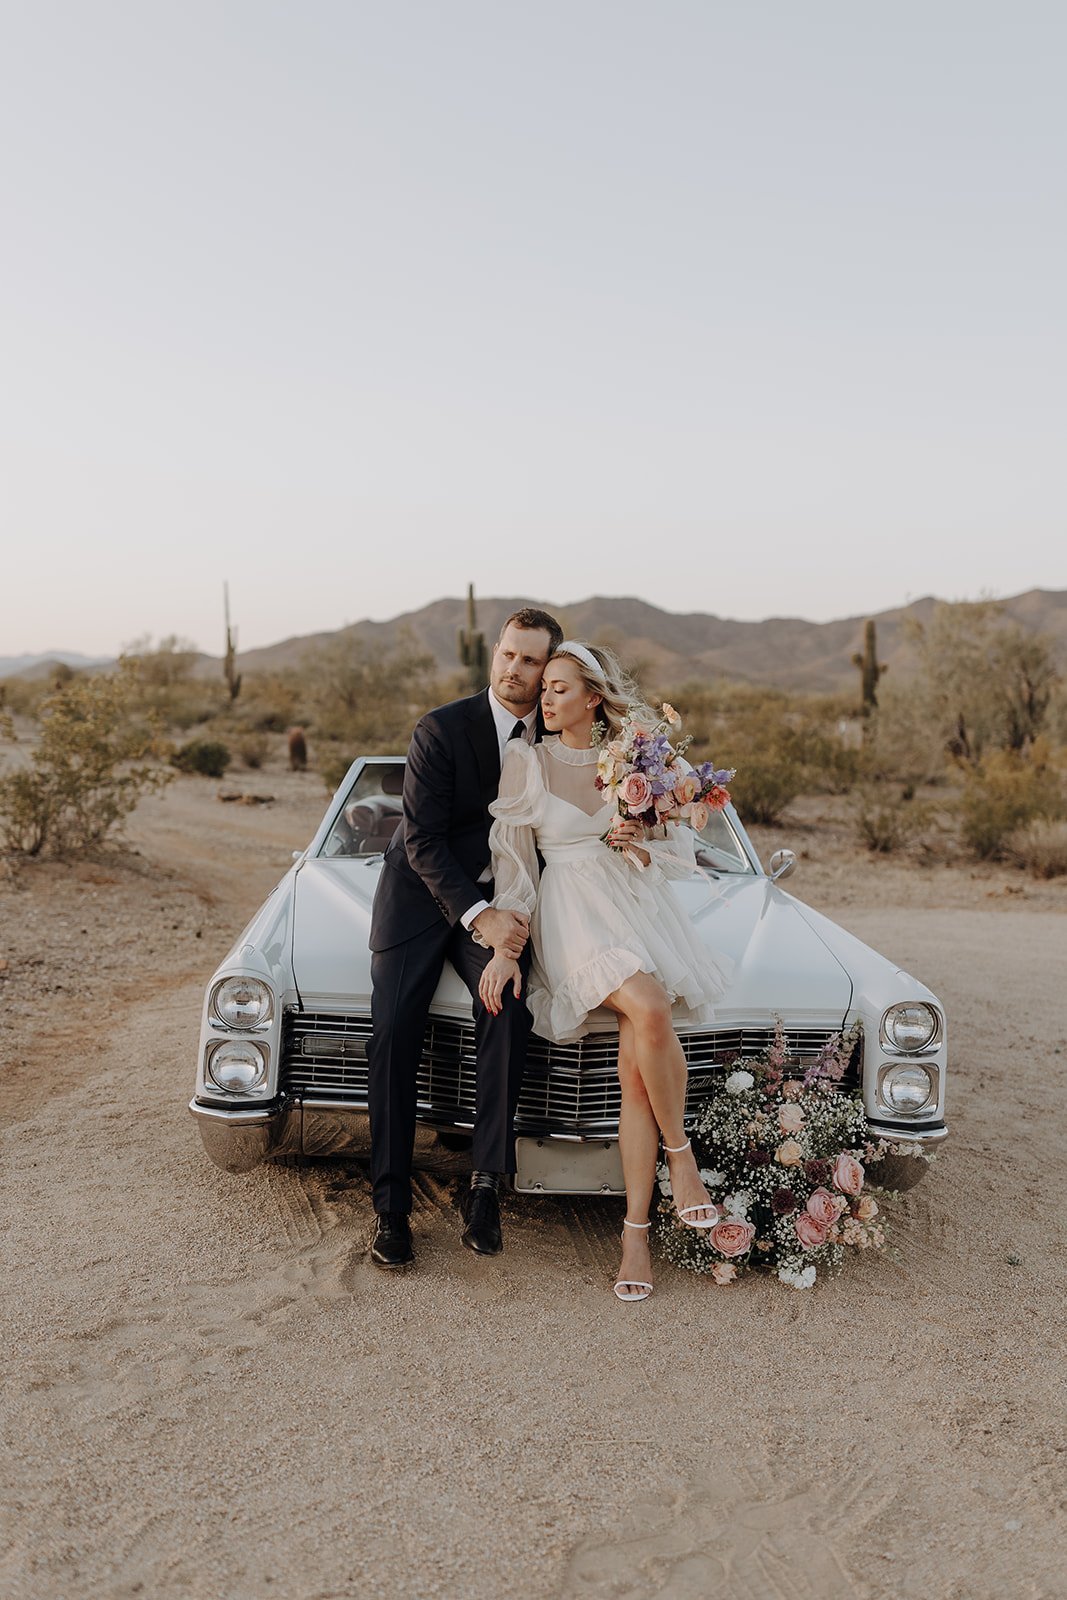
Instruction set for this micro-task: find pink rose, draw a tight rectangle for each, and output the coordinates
[675,773,699,805]
[832,1153,865,1195]
[775,1139,803,1167]
[654,792,675,817]
[709,1218,756,1258]
[805,1187,838,1228]
[618,772,653,811]
[688,801,709,832]
[854,1195,879,1221]
[782,1080,804,1100]
[795,1213,829,1249]
[778,1103,805,1134]
[711,1261,737,1285]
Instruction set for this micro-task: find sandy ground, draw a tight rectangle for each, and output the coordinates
[2,767,1066,1600]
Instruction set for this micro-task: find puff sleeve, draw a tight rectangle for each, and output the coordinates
[487,741,544,917]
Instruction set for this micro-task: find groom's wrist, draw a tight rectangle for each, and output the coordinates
[461,898,491,934]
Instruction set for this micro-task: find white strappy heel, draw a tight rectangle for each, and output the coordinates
[613,1220,653,1302]
[663,1139,719,1230]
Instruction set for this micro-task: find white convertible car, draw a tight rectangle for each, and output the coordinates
[190,757,948,1193]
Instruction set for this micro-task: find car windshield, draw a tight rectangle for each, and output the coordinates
[691,809,753,875]
[319,763,405,858]
[318,759,754,873]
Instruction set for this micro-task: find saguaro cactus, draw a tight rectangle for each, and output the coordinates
[223,582,242,701]
[852,619,887,713]
[458,583,488,690]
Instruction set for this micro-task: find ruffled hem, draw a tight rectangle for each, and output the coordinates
[528,945,725,1046]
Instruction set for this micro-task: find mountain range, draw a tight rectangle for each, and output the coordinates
[6,589,1065,697]
[231,587,1067,696]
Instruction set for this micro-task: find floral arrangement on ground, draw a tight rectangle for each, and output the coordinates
[656,1021,934,1289]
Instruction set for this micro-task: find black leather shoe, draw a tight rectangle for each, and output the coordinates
[461,1187,503,1256]
[371,1211,414,1269]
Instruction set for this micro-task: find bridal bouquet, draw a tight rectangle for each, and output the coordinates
[592,703,735,834]
[656,1022,932,1288]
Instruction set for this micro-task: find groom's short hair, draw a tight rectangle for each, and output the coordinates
[499,607,564,657]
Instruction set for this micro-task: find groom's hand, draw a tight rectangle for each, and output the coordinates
[472,907,529,958]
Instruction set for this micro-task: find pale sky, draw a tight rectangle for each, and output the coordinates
[1,1,1064,657]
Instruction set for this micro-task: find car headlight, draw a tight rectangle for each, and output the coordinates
[211,976,274,1030]
[881,1001,940,1053]
[878,1061,936,1114]
[206,1040,269,1094]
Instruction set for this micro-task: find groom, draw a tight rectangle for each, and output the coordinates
[367,605,564,1268]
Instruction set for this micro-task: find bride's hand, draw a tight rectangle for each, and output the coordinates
[479,954,522,1016]
[607,818,651,865]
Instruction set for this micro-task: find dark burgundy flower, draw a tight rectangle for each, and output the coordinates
[804,1159,831,1184]
[747,1147,772,1166]
[771,1188,797,1216]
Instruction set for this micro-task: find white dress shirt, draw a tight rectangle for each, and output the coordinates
[460,689,537,932]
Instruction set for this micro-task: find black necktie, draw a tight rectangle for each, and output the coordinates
[508,719,527,742]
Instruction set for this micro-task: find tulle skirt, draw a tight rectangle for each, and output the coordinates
[527,850,729,1044]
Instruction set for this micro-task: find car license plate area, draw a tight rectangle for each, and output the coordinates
[514,1136,625,1195]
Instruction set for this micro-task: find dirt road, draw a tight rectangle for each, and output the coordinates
[1,775,1064,1599]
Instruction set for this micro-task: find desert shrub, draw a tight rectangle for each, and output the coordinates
[236,731,270,769]
[895,601,1059,768]
[301,631,442,779]
[853,784,931,853]
[122,635,228,731]
[239,672,305,733]
[1009,819,1067,879]
[319,748,357,794]
[0,662,170,856]
[172,739,232,778]
[958,746,1064,860]
[660,681,861,824]
[728,755,806,826]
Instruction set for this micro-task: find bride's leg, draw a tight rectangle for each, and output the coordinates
[616,1014,656,1291]
[605,973,716,1223]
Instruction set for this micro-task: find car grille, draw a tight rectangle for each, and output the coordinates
[282,1012,858,1136]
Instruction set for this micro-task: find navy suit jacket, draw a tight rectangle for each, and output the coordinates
[370,690,534,953]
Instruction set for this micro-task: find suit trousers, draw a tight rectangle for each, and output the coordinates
[367,919,534,1215]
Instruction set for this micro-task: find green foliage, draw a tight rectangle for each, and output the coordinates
[958,745,1064,860]
[172,739,232,778]
[659,682,861,825]
[0,662,171,857]
[852,619,887,713]
[123,635,227,730]
[236,731,270,769]
[301,630,439,780]
[458,582,488,691]
[1009,818,1067,879]
[903,601,1058,766]
[852,784,931,854]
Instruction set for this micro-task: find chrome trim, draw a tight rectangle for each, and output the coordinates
[768,848,797,883]
[209,976,275,1031]
[866,1121,948,1145]
[188,1096,299,1172]
[204,1037,271,1094]
[281,1012,857,1137]
[879,1002,943,1054]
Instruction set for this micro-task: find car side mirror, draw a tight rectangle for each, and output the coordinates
[768,848,797,883]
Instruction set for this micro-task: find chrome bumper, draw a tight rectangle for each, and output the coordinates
[189,1097,472,1175]
[866,1121,948,1191]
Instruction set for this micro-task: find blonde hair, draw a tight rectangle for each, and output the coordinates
[547,641,650,737]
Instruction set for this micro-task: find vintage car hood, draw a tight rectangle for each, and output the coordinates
[291,858,381,1007]
[291,859,853,1025]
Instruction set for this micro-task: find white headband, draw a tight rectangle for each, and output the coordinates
[554,641,603,678]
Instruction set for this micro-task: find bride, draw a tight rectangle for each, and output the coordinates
[477,641,729,1302]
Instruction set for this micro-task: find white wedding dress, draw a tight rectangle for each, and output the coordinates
[488,735,730,1044]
